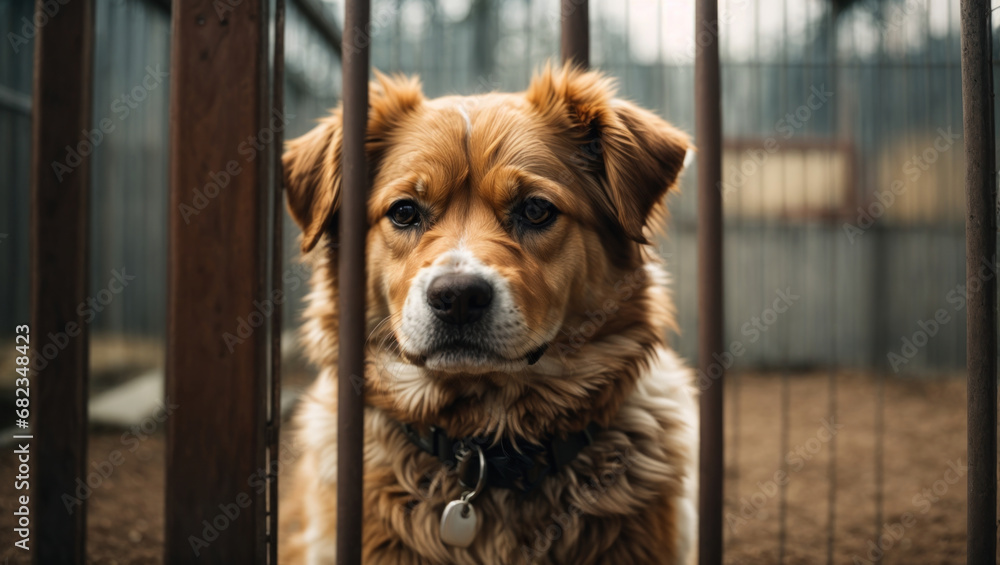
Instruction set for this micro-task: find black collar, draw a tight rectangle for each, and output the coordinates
[400,421,603,494]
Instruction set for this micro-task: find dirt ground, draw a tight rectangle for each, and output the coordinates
[0,371,971,564]
[723,371,967,565]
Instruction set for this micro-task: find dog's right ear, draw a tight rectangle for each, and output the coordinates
[283,112,344,254]
[284,73,424,253]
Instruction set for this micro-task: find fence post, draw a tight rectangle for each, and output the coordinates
[165,0,280,562]
[695,0,724,563]
[338,0,371,563]
[560,0,589,68]
[29,1,94,563]
[960,0,997,562]
[268,1,286,562]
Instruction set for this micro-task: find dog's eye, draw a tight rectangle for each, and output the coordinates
[388,200,420,227]
[518,198,557,228]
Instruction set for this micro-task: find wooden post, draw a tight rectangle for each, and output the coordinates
[695,0,724,563]
[960,0,997,562]
[165,0,280,562]
[29,0,94,563]
[337,0,371,562]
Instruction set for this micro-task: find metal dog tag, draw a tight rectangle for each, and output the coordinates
[441,443,486,548]
[440,498,478,548]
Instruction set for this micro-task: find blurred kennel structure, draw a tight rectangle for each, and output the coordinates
[0,0,340,347]
[1,0,980,373]
[0,0,997,563]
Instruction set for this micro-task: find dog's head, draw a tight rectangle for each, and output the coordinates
[285,64,689,434]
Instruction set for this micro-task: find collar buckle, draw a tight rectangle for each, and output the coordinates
[402,423,448,457]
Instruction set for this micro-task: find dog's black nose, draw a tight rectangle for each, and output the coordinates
[426,274,493,325]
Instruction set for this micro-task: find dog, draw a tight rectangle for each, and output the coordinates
[279,63,698,565]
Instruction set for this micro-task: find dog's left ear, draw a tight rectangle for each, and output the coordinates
[526,64,691,243]
[284,111,344,253]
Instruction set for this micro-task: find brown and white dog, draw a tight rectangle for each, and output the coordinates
[279,64,698,565]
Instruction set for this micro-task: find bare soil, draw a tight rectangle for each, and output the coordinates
[723,371,968,565]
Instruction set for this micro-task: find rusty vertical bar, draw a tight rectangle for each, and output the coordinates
[560,0,588,68]
[338,0,370,562]
[165,0,273,562]
[29,0,94,563]
[696,0,724,563]
[268,0,286,561]
[960,0,997,562]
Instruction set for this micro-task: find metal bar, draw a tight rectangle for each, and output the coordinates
[338,0,370,562]
[560,0,589,68]
[695,0,724,563]
[960,0,997,562]
[268,0,286,562]
[165,0,274,562]
[29,0,94,562]
[816,5,838,563]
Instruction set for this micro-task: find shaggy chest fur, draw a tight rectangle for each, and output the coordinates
[282,348,697,565]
